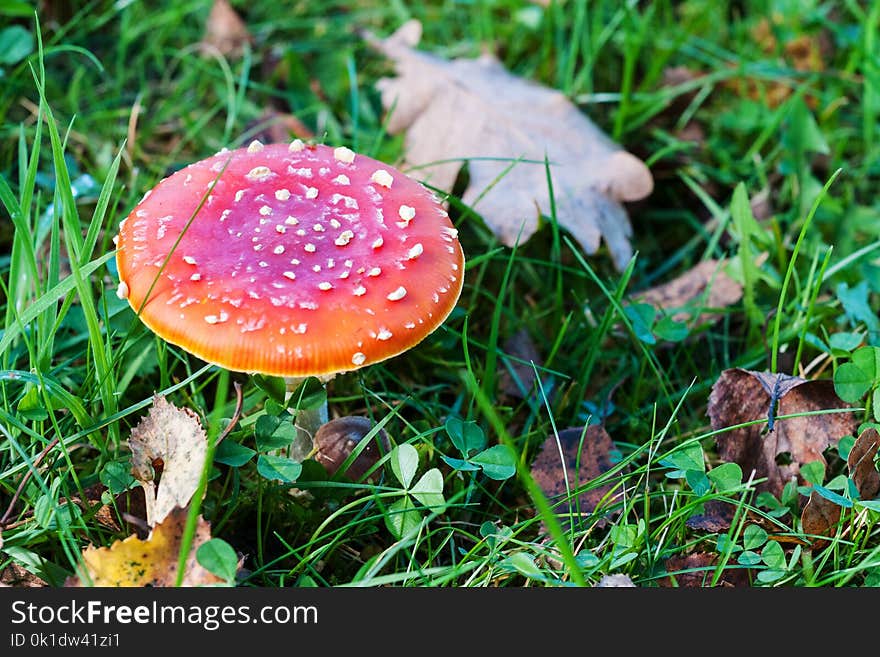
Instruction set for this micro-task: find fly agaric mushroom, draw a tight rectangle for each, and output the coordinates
[115,140,464,457]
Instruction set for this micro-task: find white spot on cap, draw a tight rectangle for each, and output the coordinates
[329,219,341,229]
[285,216,299,225]
[259,205,273,216]
[376,328,392,340]
[190,273,202,281]
[259,261,269,267]
[273,245,285,255]
[312,264,322,272]
[112,235,119,246]
[235,190,245,202]
[205,311,229,324]
[116,281,129,299]
[305,186,318,199]
[334,146,356,164]
[289,139,305,152]
[387,286,407,301]
[276,224,287,234]
[335,230,355,246]
[275,188,291,201]
[246,166,273,181]
[371,169,393,188]
[406,243,424,260]
[318,282,333,291]
[398,205,416,223]
[289,258,301,265]
[304,243,316,253]
[183,256,198,265]
[372,236,384,249]
[441,226,459,240]
[404,322,416,329]
[332,174,350,185]
[220,209,231,221]
[353,285,366,296]
[367,267,381,277]
[283,271,297,280]
[312,223,325,232]
[352,352,366,366]
[247,140,264,153]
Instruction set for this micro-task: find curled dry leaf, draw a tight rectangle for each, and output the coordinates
[848,428,880,500]
[685,499,736,533]
[200,0,252,58]
[707,368,857,498]
[530,426,617,528]
[128,395,208,527]
[633,258,743,327]
[66,507,223,587]
[368,20,653,270]
[800,428,880,546]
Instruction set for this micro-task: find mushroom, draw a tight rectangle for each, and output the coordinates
[115,140,465,459]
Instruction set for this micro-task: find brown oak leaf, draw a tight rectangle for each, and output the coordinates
[368,20,653,270]
[707,368,857,498]
[200,0,252,58]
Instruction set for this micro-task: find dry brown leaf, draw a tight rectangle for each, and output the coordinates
[799,427,879,546]
[660,552,749,588]
[498,328,543,399]
[530,426,617,528]
[66,507,222,587]
[849,428,880,500]
[129,395,208,527]
[200,0,252,58]
[633,258,743,326]
[368,20,652,270]
[800,489,841,547]
[685,499,737,532]
[707,369,858,498]
[0,562,47,587]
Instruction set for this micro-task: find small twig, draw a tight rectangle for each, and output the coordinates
[215,381,244,446]
[0,436,60,528]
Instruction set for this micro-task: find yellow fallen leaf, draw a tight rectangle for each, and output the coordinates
[67,508,223,587]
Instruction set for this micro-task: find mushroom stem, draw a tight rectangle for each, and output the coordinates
[283,376,329,462]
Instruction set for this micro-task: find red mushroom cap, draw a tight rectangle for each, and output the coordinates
[115,141,464,377]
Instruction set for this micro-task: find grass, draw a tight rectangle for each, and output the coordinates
[1,0,880,588]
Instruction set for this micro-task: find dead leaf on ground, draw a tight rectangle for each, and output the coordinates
[129,395,208,527]
[800,428,880,546]
[0,562,47,587]
[707,369,858,498]
[660,552,749,588]
[530,426,617,528]
[499,328,544,400]
[633,258,743,327]
[66,507,223,587]
[685,499,737,532]
[848,428,880,500]
[367,20,653,270]
[200,0,252,58]
[800,490,841,547]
